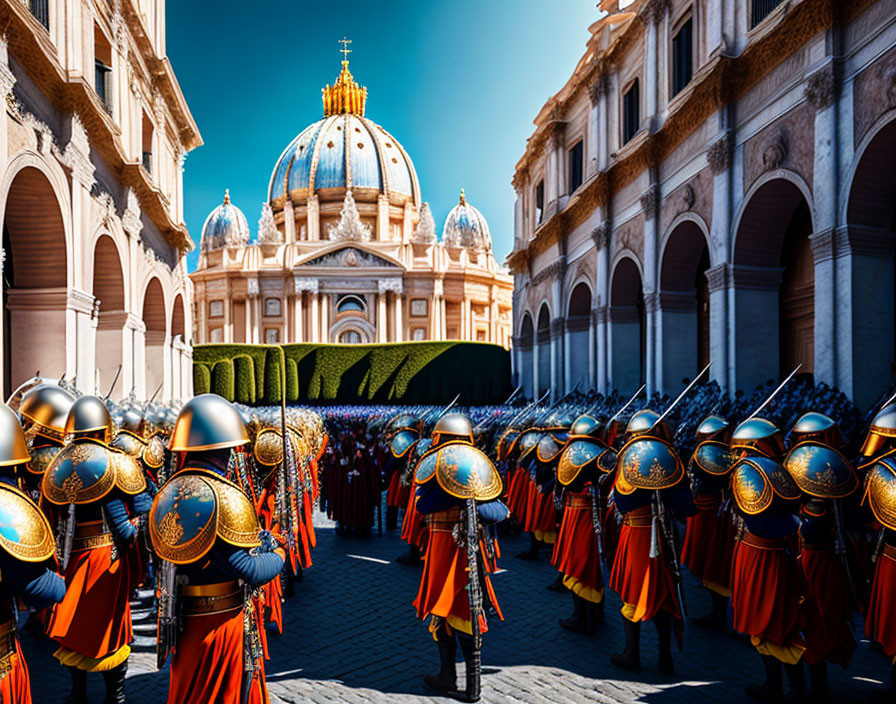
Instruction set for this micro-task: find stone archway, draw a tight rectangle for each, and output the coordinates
[609,257,644,393]
[566,282,592,392]
[93,235,126,398]
[844,117,896,407]
[535,303,551,396]
[2,166,68,393]
[733,177,814,390]
[659,219,710,390]
[142,278,167,400]
[171,294,187,401]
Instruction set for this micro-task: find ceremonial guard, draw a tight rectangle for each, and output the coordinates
[516,415,564,561]
[681,415,735,631]
[383,414,419,532]
[399,435,432,566]
[553,413,615,634]
[784,412,858,702]
[0,404,66,703]
[413,413,508,702]
[111,410,166,492]
[17,384,76,497]
[149,394,285,704]
[42,396,148,704]
[729,417,807,702]
[609,408,694,675]
[860,402,896,701]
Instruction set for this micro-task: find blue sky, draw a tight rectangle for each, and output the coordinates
[167,1,600,270]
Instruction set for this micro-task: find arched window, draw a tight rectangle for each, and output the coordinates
[337,295,366,315]
[339,330,362,344]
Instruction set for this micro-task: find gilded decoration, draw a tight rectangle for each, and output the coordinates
[390,430,418,459]
[597,449,618,474]
[112,450,147,495]
[691,441,734,477]
[732,460,773,515]
[211,475,262,548]
[428,442,502,502]
[558,439,602,486]
[616,436,683,494]
[517,430,542,461]
[536,435,563,464]
[143,434,166,469]
[111,431,145,458]
[42,441,117,506]
[0,484,56,562]
[26,445,60,476]
[148,473,218,565]
[783,442,857,499]
[866,459,896,531]
[254,429,285,467]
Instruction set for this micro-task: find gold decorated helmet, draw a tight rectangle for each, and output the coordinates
[790,412,842,449]
[65,395,113,443]
[19,384,76,443]
[696,415,730,443]
[169,394,250,452]
[730,417,786,458]
[861,403,896,459]
[569,414,604,440]
[431,413,473,447]
[0,404,30,468]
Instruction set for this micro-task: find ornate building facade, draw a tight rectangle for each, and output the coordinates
[190,58,513,348]
[510,0,896,409]
[0,0,199,402]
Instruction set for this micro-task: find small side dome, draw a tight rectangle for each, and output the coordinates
[442,189,492,252]
[201,190,250,253]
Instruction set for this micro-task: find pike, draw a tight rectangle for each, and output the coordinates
[652,363,712,429]
[743,365,802,422]
[472,386,523,433]
[103,365,123,401]
[607,384,647,425]
[501,389,550,431]
[463,496,484,702]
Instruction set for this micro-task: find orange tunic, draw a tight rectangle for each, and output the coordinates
[681,494,735,596]
[801,545,856,666]
[524,480,557,544]
[413,508,502,635]
[48,543,135,665]
[551,492,603,603]
[400,488,428,551]
[866,543,896,661]
[0,640,32,704]
[168,608,268,704]
[505,464,529,521]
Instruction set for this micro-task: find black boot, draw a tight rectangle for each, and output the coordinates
[692,591,728,632]
[423,625,458,695]
[746,655,783,703]
[559,593,590,634]
[457,633,481,703]
[515,534,540,561]
[654,611,674,675]
[397,544,423,566]
[784,662,809,704]
[65,666,88,704]
[546,573,566,592]
[808,661,829,704]
[587,597,605,629]
[610,617,642,674]
[386,505,398,531]
[102,660,127,704]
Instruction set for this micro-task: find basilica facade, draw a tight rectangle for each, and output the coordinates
[509,0,896,409]
[0,0,199,402]
[190,58,513,348]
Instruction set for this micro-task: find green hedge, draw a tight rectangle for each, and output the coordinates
[192,342,511,405]
[194,364,211,395]
[211,360,234,399]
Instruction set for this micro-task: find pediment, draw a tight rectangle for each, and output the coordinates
[297,245,402,270]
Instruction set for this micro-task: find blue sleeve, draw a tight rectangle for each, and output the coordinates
[415,484,461,515]
[477,500,509,525]
[103,497,136,541]
[131,491,153,515]
[210,543,284,588]
[743,512,800,540]
[662,483,697,519]
[0,553,65,610]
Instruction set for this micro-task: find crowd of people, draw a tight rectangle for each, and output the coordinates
[0,371,895,703]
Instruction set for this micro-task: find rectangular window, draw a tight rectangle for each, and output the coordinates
[210,328,224,343]
[568,141,584,194]
[142,112,154,175]
[94,25,113,114]
[671,17,693,96]
[412,328,426,341]
[29,0,49,30]
[264,298,282,317]
[535,180,545,225]
[476,329,487,342]
[623,79,640,144]
[410,299,428,317]
[209,300,224,318]
[751,0,784,28]
[265,328,281,344]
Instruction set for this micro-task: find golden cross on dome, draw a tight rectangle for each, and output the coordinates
[339,37,352,64]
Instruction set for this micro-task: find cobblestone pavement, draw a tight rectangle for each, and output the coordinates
[20,506,892,703]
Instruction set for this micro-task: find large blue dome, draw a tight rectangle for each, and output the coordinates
[267,113,419,205]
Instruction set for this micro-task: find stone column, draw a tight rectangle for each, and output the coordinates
[707,130,733,390]
[563,318,572,393]
[550,317,563,401]
[806,61,839,388]
[594,223,611,393]
[640,185,660,392]
[588,79,602,177]
[246,278,259,344]
[587,308,596,389]
[293,287,304,342]
[394,293,404,342]
[376,293,387,342]
[489,288,498,343]
[642,0,665,123]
